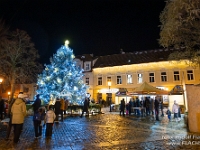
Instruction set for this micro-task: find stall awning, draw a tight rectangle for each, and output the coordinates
[169,85,183,95]
[115,88,128,96]
[130,82,169,95]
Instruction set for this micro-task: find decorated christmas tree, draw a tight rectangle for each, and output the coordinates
[37,41,88,104]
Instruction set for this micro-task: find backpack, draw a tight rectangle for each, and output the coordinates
[33,111,41,121]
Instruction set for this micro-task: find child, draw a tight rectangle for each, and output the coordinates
[166,107,171,122]
[44,105,56,137]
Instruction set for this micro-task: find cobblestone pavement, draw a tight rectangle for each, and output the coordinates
[0,108,200,150]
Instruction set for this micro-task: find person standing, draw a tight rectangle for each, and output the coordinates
[32,94,41,113]
[80,98,89,117]
[33,109,42,138]
[144,97,150,116]
[172,100,180,122]
[166,107,172,122]
[0,96,4,120]
[154,97,160,121]
[60,98,65,122]
[64,99,69,115]
[149,98,155,116]
[120,99,125,116]
[128,99,133,115]
[44,105,56,137]
[11,94,27,144]
[54,98,61,122]
[160,99,164,117]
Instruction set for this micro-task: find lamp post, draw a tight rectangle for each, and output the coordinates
[108,81,112,112]
[0,78,3,95]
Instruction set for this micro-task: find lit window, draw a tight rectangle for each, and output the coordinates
[174,71,180,81]
[86,78,89,85]
[85,63,90,71]
[137,73,143,83]
[127,74,132,84]
[117,76,122,84]
[187,70,194,80]
[161,72,167,82]
[98,77,102,85]
[149,72,155,83]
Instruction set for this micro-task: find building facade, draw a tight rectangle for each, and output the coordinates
[76,49,200,107]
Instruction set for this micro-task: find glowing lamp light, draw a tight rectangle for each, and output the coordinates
[57,78,62,84]
[46,76,51,81]
[65,40,69,47]
[71,54,75,59]
[0,78,3,83]
[74,86,78,91]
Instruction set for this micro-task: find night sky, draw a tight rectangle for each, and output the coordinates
[0,0,166,64]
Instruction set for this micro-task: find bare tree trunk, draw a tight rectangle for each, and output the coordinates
[10,77,16,102]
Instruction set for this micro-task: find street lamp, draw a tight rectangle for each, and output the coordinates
[108,81,112,112]
[0,78,3,94]
[8,92,10,100]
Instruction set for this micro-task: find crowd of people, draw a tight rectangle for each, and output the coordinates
[1,93,183,144]
[0,93,71,144]
[119,96,182,122]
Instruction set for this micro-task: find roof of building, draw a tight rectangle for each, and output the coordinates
[75,54,97,61]
[93,49,176,68]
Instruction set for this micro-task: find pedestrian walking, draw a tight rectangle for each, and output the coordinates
[0,96,4,120]
[149,98,154,116]
[60,98,65,122]
[44,105,56,137]
[154,97,159,121]
[128,99,133,115]
[160,99,164,117]
[166,107,171,122]
[120,98,125,116]
[54,98,61,122]
[5,98,16,140]
[33,109,42,138]
[144,97,150,116]
[11,93,27,144]
[172,100,180,122]
[32,94,41,113]
[80,98,90,117]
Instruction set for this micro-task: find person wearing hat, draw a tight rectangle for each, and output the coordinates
[11,93,27,144]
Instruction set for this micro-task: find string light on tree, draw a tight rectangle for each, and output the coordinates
[37,40,88,104]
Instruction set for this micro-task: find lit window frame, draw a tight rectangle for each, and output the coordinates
[149,72,155,83]
[116,76,122,84]
[97,77,102,85]
[137,73,143,84]
[187,70,194,81]
[161,72,167,82]
[127,74,133,84]
[174,71,180,81]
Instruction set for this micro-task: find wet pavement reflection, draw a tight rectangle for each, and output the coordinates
[0,109,200,150]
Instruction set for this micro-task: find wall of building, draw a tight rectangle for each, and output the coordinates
[92,61,200,104]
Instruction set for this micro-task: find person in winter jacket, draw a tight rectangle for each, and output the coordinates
[32,94,41,113]
[80,98,90,117]
[120,99,125,116]
[166,107,171,122]
[54,98,61,122]
[60,98,65,122]
[44,105,56,137]
[172,100,180,122]
[154,97,160,121]
[0,96,4,120]
[11,94,27,143]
